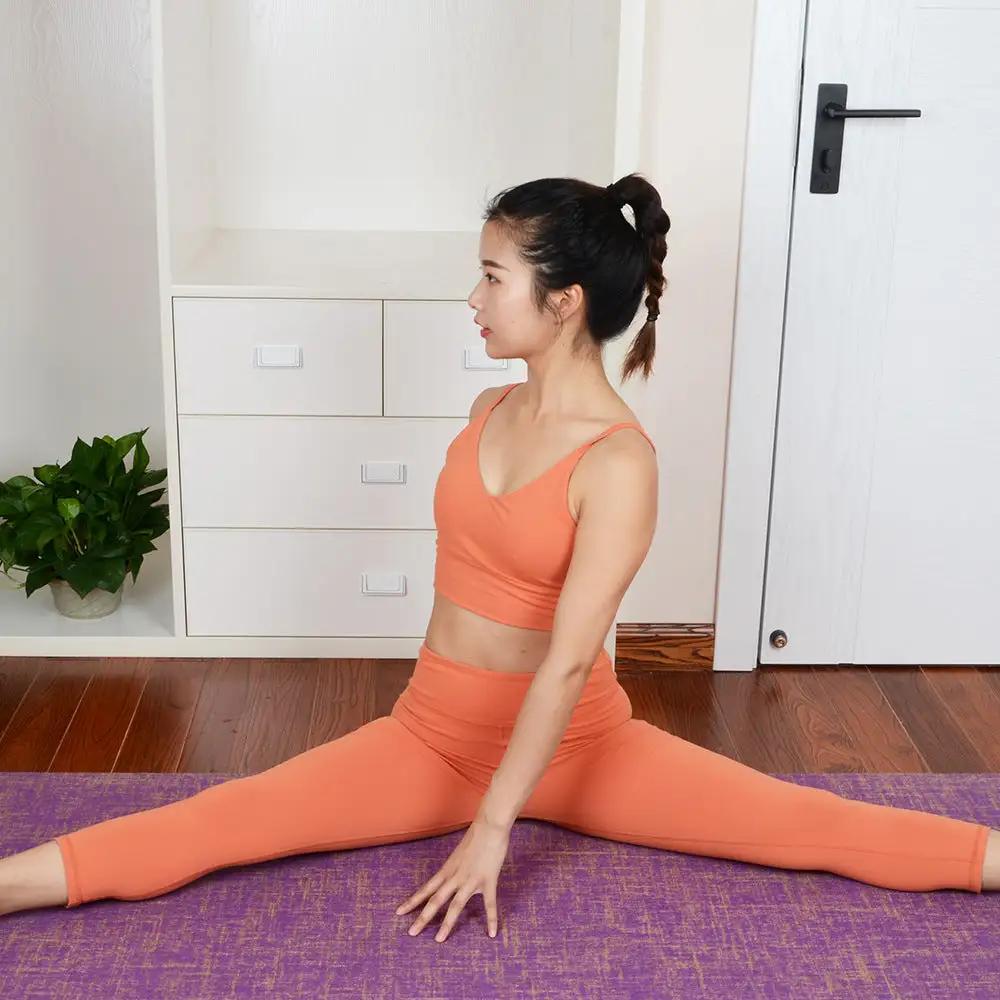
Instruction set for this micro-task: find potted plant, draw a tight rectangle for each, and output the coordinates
[0,428,169,620]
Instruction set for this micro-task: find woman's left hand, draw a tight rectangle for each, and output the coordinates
[395,814,511,942]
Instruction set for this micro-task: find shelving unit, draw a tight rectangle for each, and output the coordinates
[3,0,647,658]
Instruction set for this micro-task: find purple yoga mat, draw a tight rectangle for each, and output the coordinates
[1,771,997,999]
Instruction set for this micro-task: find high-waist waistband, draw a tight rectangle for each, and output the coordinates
[417,639,614,681]
[389,641,632,786]
[403,641,618,714]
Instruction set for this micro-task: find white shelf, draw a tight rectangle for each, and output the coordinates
[172,228,482,299]
[156,0,642,287]
[0,532,175,644]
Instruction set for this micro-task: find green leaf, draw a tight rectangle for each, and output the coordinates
[35,526,62,549]
[138,468,167,489]
[3,475,37,491]
[24,487,52,513]
[25,563,57,598]
[57,497,82,523]
[33,464,62,485]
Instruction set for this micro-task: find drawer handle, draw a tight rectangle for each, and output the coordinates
[361,572,407,596]
[464,347,509,371]
[361,461,407,484]
[254,345,303,368]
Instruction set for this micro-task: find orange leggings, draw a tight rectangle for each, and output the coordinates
[55,642,990,907]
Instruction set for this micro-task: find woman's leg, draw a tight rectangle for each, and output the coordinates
[522,719,991,893]
[52,715,483,908]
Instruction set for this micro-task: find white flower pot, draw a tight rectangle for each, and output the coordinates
[49,578,124,619]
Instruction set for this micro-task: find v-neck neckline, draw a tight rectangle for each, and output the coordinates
[473,382,640,502]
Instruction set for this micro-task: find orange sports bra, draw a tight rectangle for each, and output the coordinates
[433,381,656,630]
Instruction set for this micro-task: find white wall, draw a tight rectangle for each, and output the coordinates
[1,0,166,478]
[622,0,757,627]
[1,0,758,631]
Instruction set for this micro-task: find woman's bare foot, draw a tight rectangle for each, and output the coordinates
[981,828,1000,891]
[0,841,70,915]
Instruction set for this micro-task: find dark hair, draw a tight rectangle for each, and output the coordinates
[482,172,670,382]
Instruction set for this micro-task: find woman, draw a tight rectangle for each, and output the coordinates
[2,174,997,935]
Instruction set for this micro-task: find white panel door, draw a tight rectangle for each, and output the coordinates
[761,0,1000,665]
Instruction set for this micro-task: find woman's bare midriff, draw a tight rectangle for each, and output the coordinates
[424,592,555,673]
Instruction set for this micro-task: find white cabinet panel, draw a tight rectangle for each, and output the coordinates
[383,300,527,415]
[174,297,382,415]
[178,414,463,527]
[183,528,436,636]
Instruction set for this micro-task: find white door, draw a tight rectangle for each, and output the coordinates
[760,0,1000,665]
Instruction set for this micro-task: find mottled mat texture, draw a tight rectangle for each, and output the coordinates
[1,771,997,999]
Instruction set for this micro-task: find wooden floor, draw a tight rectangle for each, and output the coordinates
[0,655,998,776]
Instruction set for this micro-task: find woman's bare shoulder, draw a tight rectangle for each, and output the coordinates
[467,383,515,423]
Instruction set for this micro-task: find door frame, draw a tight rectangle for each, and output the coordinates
[713,0,808,671]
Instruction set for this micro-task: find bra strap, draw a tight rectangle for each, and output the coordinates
[582,421,657,455]
[480,385,655,457]
[489,382,520,411]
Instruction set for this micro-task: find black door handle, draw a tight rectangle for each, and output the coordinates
[810,84,921,194]
[824,102,921,119]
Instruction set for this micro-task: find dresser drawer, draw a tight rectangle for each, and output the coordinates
[178,414,463,527]
[383,300,527,415]
[174,297,382,415]
[183,528,435,636]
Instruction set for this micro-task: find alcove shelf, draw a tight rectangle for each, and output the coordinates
[171,229,481,300]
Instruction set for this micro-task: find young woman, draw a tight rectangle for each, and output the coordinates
[2,174,997,936]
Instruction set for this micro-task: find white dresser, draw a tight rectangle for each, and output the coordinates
[174,295,526,640]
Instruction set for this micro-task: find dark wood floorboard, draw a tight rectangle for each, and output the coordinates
[0,657,997,775]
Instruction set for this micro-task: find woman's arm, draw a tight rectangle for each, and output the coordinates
[475,434,659,828]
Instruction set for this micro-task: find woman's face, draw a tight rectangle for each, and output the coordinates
[468,221,583,358]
